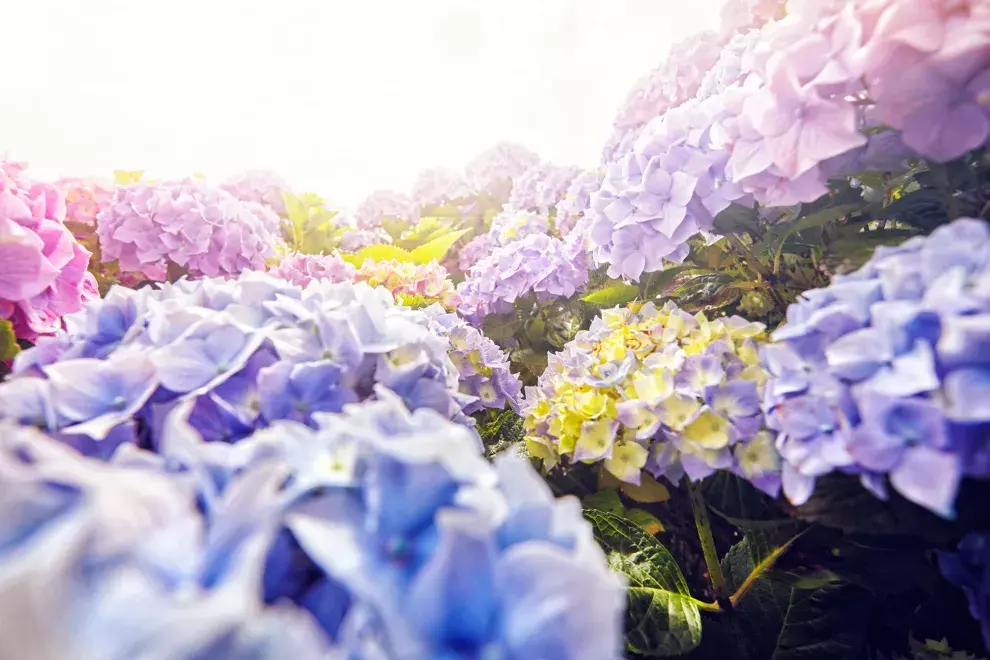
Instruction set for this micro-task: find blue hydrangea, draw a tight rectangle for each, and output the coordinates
[938,532,990,651]
[0,391,627,659]
[0,272,483,458]
[762,218,990,517]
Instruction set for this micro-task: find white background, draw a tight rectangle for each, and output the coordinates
[0,0,722,206]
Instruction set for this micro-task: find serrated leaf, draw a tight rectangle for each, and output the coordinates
[481,314,525,342]
[585,510,702,656]
[408,228,469,264]
[0,319,20,361]
[756,203,861,253]
[342,243,417,266]
[771,582,873,659]
[667,273,735,307]
[700,472,790,528]
[582,283,640,306]
[713,203,761,236]
[721,538,793,659]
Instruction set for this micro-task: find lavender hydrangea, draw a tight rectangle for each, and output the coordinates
[762,218,990,517]
[354,189,420,230]
[0,389,625,658]
[0,273,486,458]
[465,142,541,197]
[96,178,284,281]
[423,306,523,414]
[455,233,497,274]
[410,168,474,208]
[507,162,583,214]
[221,170,291,216]
[457,233,590,321]
[554,169,605,236]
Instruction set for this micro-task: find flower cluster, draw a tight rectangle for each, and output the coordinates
[0,162,98,343]
[554,169,604,236]
[0,273,485,457]
[586,98,742,282]
[507,162,583,213]
[354,189,420,230]
[410,167,474,208]
[487,208,550,246]
[762,218,990,517]
[465,141,541,196]
[457,232,590,321]
[96,178,284,281]
[268,251,356,287]
[938,532,990,650]
[220,170,291,215]
[424,306,523,414]
[455,232,497,273]
[523,301,779,493]
[55,176,114,227]
[0,391,624,659]
[353,258,461,311]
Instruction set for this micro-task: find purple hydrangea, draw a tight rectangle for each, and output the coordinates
[220,170,291,216]
[507,162,583,214]
[465,142,541,197]
[96,179,284,281]
[424,306,523,414]
[457,233,590,321]
[354,189,420,230]
[456,233,497,274]
[938,532,990,651]
[554,169,605,237]
[0,272,491,458]
[338,226,392,252]
[267,251,357,287]
[762,218,990,517]
[410,168,474,208]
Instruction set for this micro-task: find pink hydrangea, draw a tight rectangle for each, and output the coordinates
[354,259,461,310]
[220,170,290,216]
[55,177,114,227]
[96,178,284,281]
[267,251,357,287]
[0,162,98,343]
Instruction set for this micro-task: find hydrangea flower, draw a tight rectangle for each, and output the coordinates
[465,142,541,197]
[423,306,523,414]
[762,218,990,517]
[507,162,583,213]
[0,273,485,457]
[457,233,590,321]
[487,208,550,246]
[554,169,605,237]
[55,176,115,227]
[354,189,420,230]
[221,170,291,216]
[938,532,990,650]
[96,178,284,281]
[0,162,98,343]
[353,259,461,311]
[410,168,474,208]
[0,421,332,659]
[339,226,392,251]
[268,251,357,287]
[455,233,497,274]
[523,300,779,493]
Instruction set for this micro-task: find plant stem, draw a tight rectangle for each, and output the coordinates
[686,478,731,608]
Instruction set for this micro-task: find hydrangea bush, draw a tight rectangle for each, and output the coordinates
[3,1,990,657]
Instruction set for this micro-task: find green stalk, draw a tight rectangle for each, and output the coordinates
[687,478,731,608]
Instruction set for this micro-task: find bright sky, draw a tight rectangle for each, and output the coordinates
[0,0,723,207]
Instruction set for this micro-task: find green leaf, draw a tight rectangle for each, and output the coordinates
[624,508,665,535]
[408,228,469,264]
[756,203,861,253]
[700,472,790,528]
[771,582,873,660]
[641,266,691,299]
[583,487,626,515]
[342,244,417,266]
[585,510,702,656]
[0,319,20,361]
[721,539,793,659]
[666,273,736,309]
[582,283,640,306]
[713,203,761,236]
[481,314,525,342]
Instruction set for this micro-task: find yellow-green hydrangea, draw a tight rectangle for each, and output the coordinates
[521,300,781,495]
